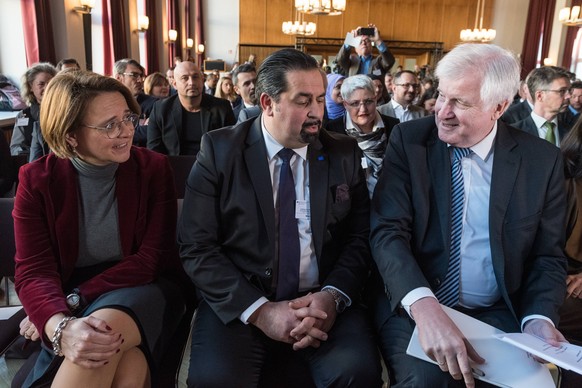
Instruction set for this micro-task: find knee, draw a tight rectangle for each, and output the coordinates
[112,348,150,388]
[313,353,383,388]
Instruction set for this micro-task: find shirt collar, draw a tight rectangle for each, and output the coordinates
[261,116,308,161]
[448,121,497,162]
[530,111,557,129]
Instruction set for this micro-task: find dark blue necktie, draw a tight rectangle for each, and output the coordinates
[435,147,471,307]
[275,148,300,301]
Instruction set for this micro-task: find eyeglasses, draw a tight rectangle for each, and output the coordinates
[543,88,571,97]
[395,83,420,89]
[83,113,139,139]
[345,99,376,109]
[123,72,144,81]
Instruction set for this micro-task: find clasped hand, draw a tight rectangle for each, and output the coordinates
[249,291,337,350]
[52,315,123,369]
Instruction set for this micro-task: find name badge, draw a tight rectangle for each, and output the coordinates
[16,118,29,126]
[295,200,310,219]
[372,69,382,76]
[361,157,369,169]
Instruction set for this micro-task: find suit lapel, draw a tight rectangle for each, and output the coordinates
[244,117,276,244]
[427,129,451,250]
[489,122,520,317]
[171,98,183,153]
[308,137,328,259]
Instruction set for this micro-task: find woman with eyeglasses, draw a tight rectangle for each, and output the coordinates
[325,74,399,197]
[13,71,190,387]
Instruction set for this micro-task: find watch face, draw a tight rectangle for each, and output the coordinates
[67,294,80,307]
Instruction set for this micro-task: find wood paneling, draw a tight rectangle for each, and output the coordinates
[239,0,495,52]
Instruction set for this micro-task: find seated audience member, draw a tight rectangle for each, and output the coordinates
[560,80,582,131]
[418,89,438,115]
[204,72,219,95]
[166,66,177,95]
[147,61,235,156]
[10,62,56,157]
[378,70,425,122]
[113,58,157,147]
[384,72,394,101]
[513,66,573,146]
[56,58,81,72]
[144,72,170,99]
[0,133,14,196]
[214,76,238,107]
[231,63,257,120]
[558,121,582,387]
[370,74,389,106]
[326,74,398,197]
[371,43,567,387]
[13,71,188,387]
[336,24,395,77]
[325,73,346,120]
[178,47,382,388]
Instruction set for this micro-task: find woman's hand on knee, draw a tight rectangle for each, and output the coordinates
[61,316,124,368]
[19,316,41,341]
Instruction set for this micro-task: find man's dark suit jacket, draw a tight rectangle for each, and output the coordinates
[236,105,261,124]
[370,117,567,325]
[500,100,532,125]
[178,115,372,324]
[512,115,571,143]
[336,45,395,77]
[325,113,399,137]
[134,93,159,146]
[559,108,580,131]
[147,93,235,155]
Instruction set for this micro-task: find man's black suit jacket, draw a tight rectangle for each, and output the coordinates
[370,117,567,325]
[512,115,571,143]
[178,116,372,324]
[500,100,531,125]
[147,93,235,155]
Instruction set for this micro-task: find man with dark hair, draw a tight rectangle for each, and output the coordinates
[113,58,157,146]
[336,24,395,77]
[378,70,425,122]
[179,48,382,386]
[513,66,573,146]
[231,63,257,120]
[560,80,582,129]
[56,58,80,72]
[147,61,235,156]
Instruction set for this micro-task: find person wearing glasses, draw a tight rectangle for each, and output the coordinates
[513,66,573,147]
[326,75,399,197]
[378,70,426,123]
[113,58,158,147]
[13,71,189,387]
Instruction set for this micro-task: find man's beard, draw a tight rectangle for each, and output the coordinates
[299,120,322,144]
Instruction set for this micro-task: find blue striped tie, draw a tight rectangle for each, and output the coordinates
[435,147,471,307]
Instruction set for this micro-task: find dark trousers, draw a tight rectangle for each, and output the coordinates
[187,301,383,388]
[558,295,582,387]
[373,291,520,388]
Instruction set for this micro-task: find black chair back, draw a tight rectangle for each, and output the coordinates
[168,155,196,199]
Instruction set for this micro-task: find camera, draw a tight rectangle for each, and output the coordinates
[357,27,375,36]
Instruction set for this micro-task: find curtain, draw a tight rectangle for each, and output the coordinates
[110,0,129,61]
[195,0,205,69]
[20,0,56,66]
[102,0,113,75]
[167,0,175,67]
[561,0,582,70]
[145,0,160,73]
[520,0,556,80]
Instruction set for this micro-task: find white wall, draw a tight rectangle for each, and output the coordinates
[203,0,239,70]
[491,0,530,57]
[0,0,28,87]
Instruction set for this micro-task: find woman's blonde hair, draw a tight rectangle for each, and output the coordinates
[215,76,236,102]
[40,71,140,158]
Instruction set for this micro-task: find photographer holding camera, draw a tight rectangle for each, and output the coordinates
[336,24,395,78]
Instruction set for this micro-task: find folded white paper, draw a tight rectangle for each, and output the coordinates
[406,305,554,388]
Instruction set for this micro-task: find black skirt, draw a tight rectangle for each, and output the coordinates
[22,277,186,388]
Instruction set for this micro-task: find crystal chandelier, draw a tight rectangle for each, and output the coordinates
[459,0,496,43]
[559,6,582,27]
[295,0,346,16]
